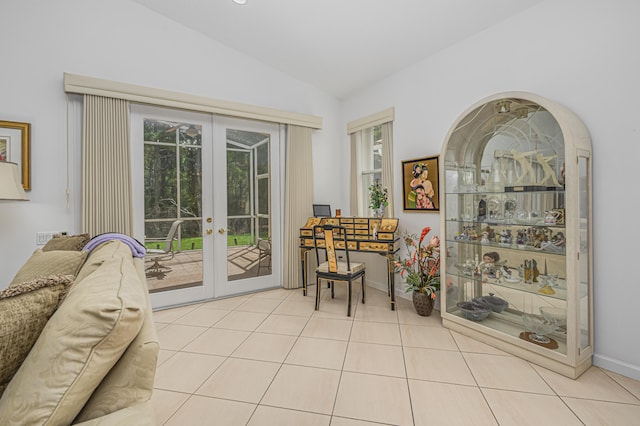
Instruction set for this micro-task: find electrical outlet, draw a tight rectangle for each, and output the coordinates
[36,232,59,245]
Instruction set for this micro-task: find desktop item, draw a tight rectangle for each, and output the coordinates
[313,204,332,217]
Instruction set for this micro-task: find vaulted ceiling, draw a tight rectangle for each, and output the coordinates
[133,0,543,99]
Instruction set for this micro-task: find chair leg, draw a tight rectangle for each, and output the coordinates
[330,281,335,299]
[315,277,321,311]
[347,281,352,317]
[362,273,366,304]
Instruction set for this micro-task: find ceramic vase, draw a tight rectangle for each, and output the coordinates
[412,291,435,316]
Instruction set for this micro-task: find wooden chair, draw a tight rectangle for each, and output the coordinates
[312,224,366,317]
[145,219,184,273]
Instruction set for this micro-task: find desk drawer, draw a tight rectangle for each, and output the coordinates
[360,242,392,252]
[334,241,357,250]
[302,238,322,247]
[377,233,395,241]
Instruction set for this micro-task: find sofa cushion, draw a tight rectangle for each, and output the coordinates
[0,275,73,397]
[75,264,158,422]
[0,255,147,425]
[10,249,87,286]
[74,240,132,284]
[42,233,91,252]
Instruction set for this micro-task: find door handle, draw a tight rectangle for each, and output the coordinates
[205,229,213,235]
[218,228,226,234]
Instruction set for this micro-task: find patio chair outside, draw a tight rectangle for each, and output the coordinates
[145,219,184,273]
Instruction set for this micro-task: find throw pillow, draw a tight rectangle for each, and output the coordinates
[0,275,73,398]
[10,249,87,286]
[42,233,91,252]
[0,256,147,425]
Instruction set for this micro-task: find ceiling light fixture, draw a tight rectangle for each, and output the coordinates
[232,0,248,5]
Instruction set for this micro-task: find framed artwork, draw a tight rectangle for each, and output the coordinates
[0,120,31,190]
[0,137,9,161]
[401,155,440,212]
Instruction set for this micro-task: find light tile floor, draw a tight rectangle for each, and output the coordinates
[152,286,640,425]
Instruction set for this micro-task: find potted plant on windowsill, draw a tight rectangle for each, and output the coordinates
[394,226,441,316]
[368,179,389,218]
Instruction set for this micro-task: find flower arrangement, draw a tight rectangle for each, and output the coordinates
[394,226,441,299]
[368,179,389,210]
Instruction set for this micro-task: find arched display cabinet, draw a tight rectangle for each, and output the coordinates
[439,92,593,378]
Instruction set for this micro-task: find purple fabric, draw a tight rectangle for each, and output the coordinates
[83,233,147,258]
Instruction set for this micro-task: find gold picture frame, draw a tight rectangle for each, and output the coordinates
[401,155,439,211]
[0,120,31,190]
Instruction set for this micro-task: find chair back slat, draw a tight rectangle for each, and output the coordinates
[324,228,338,273]
[312,224,351,273]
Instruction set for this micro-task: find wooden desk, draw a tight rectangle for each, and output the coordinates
[299,217,400,310]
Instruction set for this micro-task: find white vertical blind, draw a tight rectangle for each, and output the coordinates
[82,95,133,236]
[282,125,314,289]
[349,132,360,215]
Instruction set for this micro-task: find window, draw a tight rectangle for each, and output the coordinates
[348,107,395,218]
[359,124,383,216]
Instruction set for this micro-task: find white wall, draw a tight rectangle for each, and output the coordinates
[0,0,343,284]
[343,0,640,379]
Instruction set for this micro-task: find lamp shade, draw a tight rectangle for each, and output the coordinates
[0,161,28,200]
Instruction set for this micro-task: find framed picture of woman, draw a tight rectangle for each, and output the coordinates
[401,156,439,212]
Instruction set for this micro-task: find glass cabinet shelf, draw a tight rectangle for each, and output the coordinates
[445,268,568,301]
[445,237,567,256]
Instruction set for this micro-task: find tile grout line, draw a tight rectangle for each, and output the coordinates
[245,289,318,424]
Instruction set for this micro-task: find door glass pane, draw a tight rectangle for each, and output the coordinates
[143,119,203,293]
[226,129,271,281]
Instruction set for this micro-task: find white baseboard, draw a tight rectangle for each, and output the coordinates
[593,354,640,381]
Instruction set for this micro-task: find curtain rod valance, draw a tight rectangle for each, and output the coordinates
[64,73,323,129]
[347,107,394,134]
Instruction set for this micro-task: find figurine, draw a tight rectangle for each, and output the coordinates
[523,259,540,283]
[529,227,548,248]
[483,225,496,241]
[483,252,500,278]
[483,251,500,264]
[480,232,490,244]
[499,229,512,246]
[516,229,528,247]
[541,232,565,253]
[511,150,538,185]
[536,153,561,187]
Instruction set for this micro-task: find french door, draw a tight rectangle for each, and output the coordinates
[213,117,282,298]
[131,106,281,309]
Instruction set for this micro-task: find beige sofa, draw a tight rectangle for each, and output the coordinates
[0,239,158,425]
